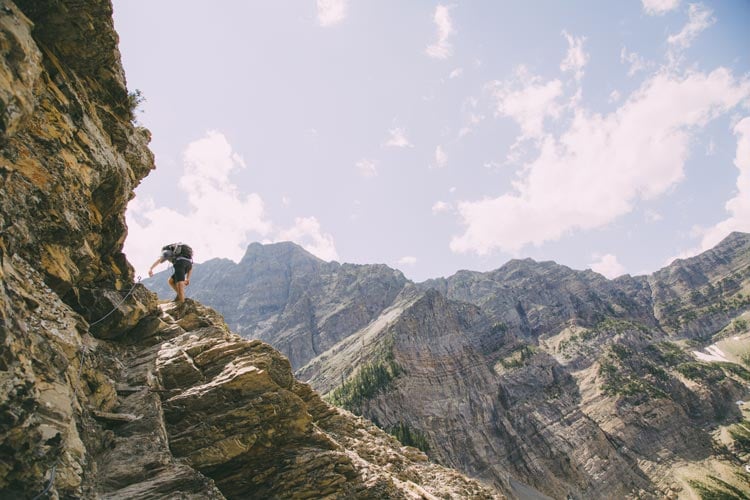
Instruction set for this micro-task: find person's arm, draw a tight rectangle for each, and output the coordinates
[148,257,165,277]
[185,267,193,286]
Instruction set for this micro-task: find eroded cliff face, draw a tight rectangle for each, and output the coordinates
[153,236,750,498]
[1,0,153,299]
[0,2,508,498]
[1,0,156,494]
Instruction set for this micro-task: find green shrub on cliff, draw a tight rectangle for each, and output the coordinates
[388,421,430,453]
[328,348,402,413]
[676,362,726,383]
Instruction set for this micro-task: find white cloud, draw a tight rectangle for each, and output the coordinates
[459,113,485,138]
[433,145,448,168]
[668,3,715,51]
[282,195,291,206]
[449,68,464,79]
[384,127,414,148]
[125,131,341,275]
[691,116,750,253]
[426,5,455,59]
[458,97,485,138]
[620,48,651,76]
[645,209,664,222]
[451,68,750,255]
[432,201,452,214]
[589,253,626,279]
[125,131,272,275]
[488,66,563,140]
[609,90,622,103]
[642,0,680,15]
[276,216,339,261]
[356,158,378,178]
[317,0,347,27]
[397,256,417,266]
[560,31,589,81]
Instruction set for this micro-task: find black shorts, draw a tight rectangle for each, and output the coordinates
[172,259,192,282]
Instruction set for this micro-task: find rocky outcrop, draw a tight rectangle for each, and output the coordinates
[153,235,750,498]
[150,299,504,499]
[1,0,155,495]
[1,0,154,305]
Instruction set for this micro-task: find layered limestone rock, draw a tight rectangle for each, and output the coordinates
[154,235,750,498]
[152,299,505,499]
[303,289,650,499]
[1,0,155,495]
[1,0,154,305]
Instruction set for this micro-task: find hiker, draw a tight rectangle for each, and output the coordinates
[148,242,193,302]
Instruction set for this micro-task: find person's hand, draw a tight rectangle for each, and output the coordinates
[185,279,190,286]
[148,269,154,277]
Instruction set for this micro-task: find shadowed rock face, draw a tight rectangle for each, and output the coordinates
[0,2,509,498]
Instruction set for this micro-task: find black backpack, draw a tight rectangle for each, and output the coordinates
[163,242,193,260]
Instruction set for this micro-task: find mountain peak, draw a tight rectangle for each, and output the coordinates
[240,241,325,265]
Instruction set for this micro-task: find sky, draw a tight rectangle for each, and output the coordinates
[114,0,750,282]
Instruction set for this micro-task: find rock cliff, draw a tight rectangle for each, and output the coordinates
[149,235,750,498]
[175,242,410,370]
[0,2,507,498]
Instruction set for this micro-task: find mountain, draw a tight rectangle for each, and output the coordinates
[149,241,410,369]
[0,2,509,498]
[146,235,750,498]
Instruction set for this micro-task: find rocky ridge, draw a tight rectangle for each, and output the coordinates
[0,2,507,498]
[147,234,750,498]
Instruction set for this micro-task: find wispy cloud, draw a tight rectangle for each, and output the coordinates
[432,201,452,214]
[433,145,448,168]
[642,0,681,16]
[560,31,589,81]
[356,158,378,178]
[317,0,348,27]
[451,69,750,255]
[397,256,417,266]
[645,209,663,222]
[449,68,464,79]
[620,47,651,76]
[667,3,715,52]
[589,253,626,279]
[383,127,414,148]
[276,216,339,261]
[426,5,455,59]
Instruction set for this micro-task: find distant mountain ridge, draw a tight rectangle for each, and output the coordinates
[144,232,750,498]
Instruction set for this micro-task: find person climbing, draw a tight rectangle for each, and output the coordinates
[148,242,193,302]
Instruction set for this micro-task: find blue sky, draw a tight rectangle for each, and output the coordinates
[115,0,750,282]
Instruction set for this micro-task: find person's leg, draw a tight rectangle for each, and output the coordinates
[172,261,189,302]
[176,280,186,302]
[168,276,178,292]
